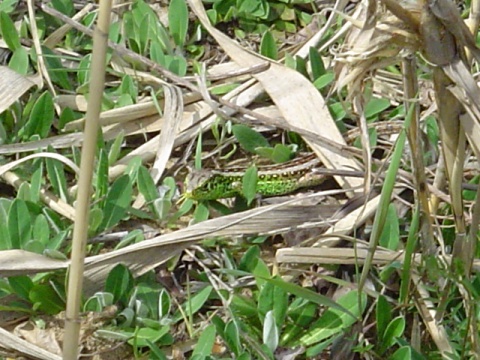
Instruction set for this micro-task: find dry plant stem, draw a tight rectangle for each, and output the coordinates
[62,1,112,359]
[402,55,435,255]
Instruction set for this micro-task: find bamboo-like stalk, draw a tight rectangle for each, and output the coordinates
[62,1,112,359]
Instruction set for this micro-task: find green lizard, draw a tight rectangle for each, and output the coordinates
[184,154,362,201]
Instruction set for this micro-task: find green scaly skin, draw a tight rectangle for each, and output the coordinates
[185,155,326,200]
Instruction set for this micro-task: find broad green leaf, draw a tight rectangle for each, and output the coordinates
[166,55,187,76]
[231,294,258,320]
[0,0,18,13]
[33,214,49,245]
[29,284,64,314]
[23,240,44,254]
[258,281,274,320]
[0,199,10,250]
[146,339,168,360]
[9,46,28,74]
[379,204,399,250]
[138,166,159,203]
[263,310,278,353]
[151,39,166,65]
[271,144,294,163]
[24,91,54,139]
[99,175,132,231]
[376,295,391,341]
[84,292,115,312]
[8,199,31,249]
[115,229,143,250]
[41,47,72,90]
[390,346,414,360]
[192,324,216,356]
[95,149,109,205]
[8,275,34,300]
[30,165,43,204]
[264,276,357,320]
[138,13,150,55]
[77,54,92,85]
[365,97,390,119]
[127,326,170,347]
[313,73,335,91]
[169,0,188,47]
[153,199,171,220]
[173,285,212,322]
[45,156,69,202]
[242,165,257,205]
[89,207,103,234]
[379,316,405,354]
[105,264,134,304]
[44,231,67,251]
[282,300,316,345]
[51,0,74,16]
[260,31,277,60]
[309,47,325,80]
[0,11,20,50]
[158,288,171,319]
[224,320,241,356]
[299,290,367,345]
[232,124,270,154]
[16,182,31,202]
[192,202,209,223]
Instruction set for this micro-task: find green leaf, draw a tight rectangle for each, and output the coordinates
[193,202,209,223]
[99,175,133,231]
[264,276,358,320]
[224,320,241,356]
[390,346,414,360]
[127,326,170,347]
[364,97,390,119]
[23,91,54,139]
[263,310,278,353]
[95,149,109,205]
[271,144,294,163]
[242,165,257,205]
[0,11,20,51]
[9,46,28,74]
[41,47,72,90]
[313,73,335,91]
[0,199,11,250]
[29,284,64,315]
[105,264,134,304]
[282,300,316,345]
[299,290,367,346]
[51,0,74,16]
[33,214,50,245]
[376,295,391,342]
[379,316,405,354]
[379,204,399,250]
[173,285,212,322]
[30,165,43,204]
[8,199,31,249]
[260,31,277,60]
[232,124,270,154]
[169,0,188,47]
[24,240,45,254]
[158,288,171,319]
[8,275,34,300]
[0,0,19,13]
[138,166,159,203]
[192,324,216,356]
[45,156,69,202]
[309,47,325,80]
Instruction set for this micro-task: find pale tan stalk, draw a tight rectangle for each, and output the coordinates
[62,1,112,359]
